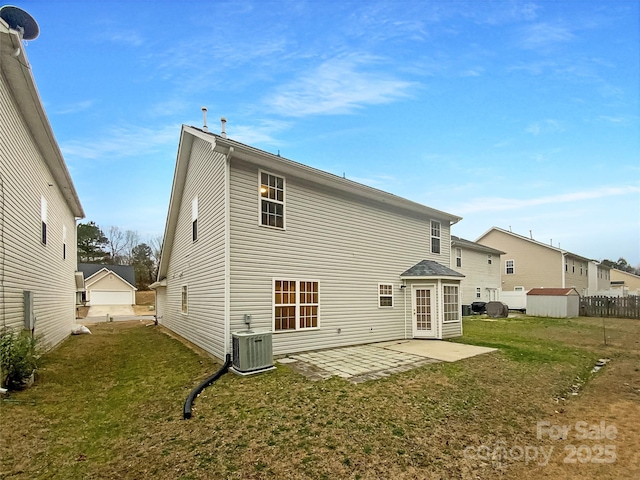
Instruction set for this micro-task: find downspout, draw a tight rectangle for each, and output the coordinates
[224,147,233,356]
[402,281,407,339]
[561,252,566,288]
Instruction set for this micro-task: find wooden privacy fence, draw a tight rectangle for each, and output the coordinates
[580,296,640,319]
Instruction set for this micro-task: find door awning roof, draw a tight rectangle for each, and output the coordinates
[400,260,464,279]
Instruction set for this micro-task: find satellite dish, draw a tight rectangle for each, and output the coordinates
[0,5,39,40]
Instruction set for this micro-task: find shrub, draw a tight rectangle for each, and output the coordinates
[0,329,42,390]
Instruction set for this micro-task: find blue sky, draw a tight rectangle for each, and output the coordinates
[19,0,640,265]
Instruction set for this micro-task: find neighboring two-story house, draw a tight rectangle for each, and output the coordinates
[609,269,640,297]
[1,18,84,348]
[476,227,609,296]
[450,236,504,305]
[153,125,464,361]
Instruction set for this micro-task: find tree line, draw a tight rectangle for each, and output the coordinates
[601,257,640,277]
[77,222,162,290]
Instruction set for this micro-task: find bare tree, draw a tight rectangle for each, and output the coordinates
[149,235,163,280]
[106,226,126,264]
[121,230,140,264]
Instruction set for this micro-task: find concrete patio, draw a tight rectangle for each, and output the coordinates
[278,340,496,383]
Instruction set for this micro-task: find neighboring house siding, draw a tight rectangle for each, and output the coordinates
[451,245,501,305]
[155,286,166,323]
[0,71,77,348]
[477,230,562,290]
[162,138,227,359]
[228,157,452,356]
[86,274,134,304]
[563,255,589,294]
[610,269,640,296]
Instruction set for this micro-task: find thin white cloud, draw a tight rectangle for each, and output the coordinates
[454,186,640,214]
[526,119,564,136]
[61,124,180,161]
[97,31,145,47]
[266,54,416,117]
[229,119,292,146]
[53,100,95,115]
[520,22,575,50]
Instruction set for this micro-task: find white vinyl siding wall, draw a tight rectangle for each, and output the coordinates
[228,158,453,356]
[0,71,77,349]
[451,245,502,305]
[162,138,227,359]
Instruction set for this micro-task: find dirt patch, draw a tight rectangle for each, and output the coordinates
[136,290,155,306]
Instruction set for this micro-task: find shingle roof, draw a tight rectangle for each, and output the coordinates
[78,263,136,287]
[527,288,579,296]
[451,236,505,255]
[400,260,464,278]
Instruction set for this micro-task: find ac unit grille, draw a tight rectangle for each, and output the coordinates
[232,331,273,373]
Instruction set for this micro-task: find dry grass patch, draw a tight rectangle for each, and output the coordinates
[1,316,638,479]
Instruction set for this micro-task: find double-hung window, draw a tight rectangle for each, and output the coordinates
[260,171,285,229]
[455,248,462,267]
[274,280,318,331]
[506,260,515,275]
[431,221,441,254]
[378,284,393,307]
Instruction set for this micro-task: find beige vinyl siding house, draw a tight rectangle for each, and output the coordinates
[0,19,84,348]
[476,227,593,295]
[154,125,464,361]
[587,261,612,296]
[450,236,503,305]
[609,269,640,296]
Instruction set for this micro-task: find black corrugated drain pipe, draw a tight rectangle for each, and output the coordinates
[183,353,231,420]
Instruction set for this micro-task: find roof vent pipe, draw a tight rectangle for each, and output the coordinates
[201,107,208,132]
[221,117,227,138]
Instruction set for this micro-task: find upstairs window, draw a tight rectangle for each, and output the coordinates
[455,248,462,267]
[192,197,198,242]
[506,259,515,275]
[40,197,47,245]
[431,221,441,254]
[378,284,393,307]
[62,225,67,259]
[487,254,492,265]
[260,171,285,229]
[476,287,481,299]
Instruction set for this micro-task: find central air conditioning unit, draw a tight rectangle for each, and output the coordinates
[231,330,275,375]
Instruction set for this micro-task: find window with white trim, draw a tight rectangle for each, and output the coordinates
[487,254,492,265]
[260,171,285,229]
[476,287,481,299]
[41,197,47,245]
[192,196,198,242]
[274,280,318,331]
[455,248,462,267]
[62,225,67,259]
[443,285,459,322]
[378,284,393,307]
[181,286,188,314]
[431,220,441,254]
[506,259,515,274]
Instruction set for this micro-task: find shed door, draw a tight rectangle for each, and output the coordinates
[412,286,436,338]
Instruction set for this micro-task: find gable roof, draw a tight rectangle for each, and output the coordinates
[78,263,136,287]
[476,227,591,262]
[527,288,580,296]
[400,260,464,278]
[451,236,504,255]
[0,19,84,218]
[157,125,462,280]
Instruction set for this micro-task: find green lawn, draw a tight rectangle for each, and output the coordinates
[1,316,637,479]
